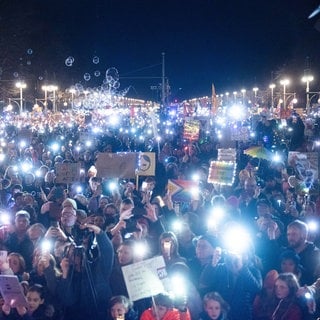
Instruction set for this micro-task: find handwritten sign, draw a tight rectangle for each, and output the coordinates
[217,148,237,162]
[230,126,250,141]
[122,256,169,301]
[55,163,81,184]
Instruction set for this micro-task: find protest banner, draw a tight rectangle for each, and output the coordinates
[55,162,81,184]
[167,179,199,202]
[122,256,169,302]
[95,152,137,178]
[207,161,237,186]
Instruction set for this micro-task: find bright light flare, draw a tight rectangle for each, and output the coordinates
[223,225,251,254]
[229,104,246,120]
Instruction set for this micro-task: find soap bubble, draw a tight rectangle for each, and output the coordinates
[94,70,101,77]
[65,56,74,67]
[92,56,100,64]
[13,72,19,78]
[27,48,33,55]
[84,73,91,81]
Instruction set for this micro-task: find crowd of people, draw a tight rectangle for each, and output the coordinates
[0,107,319,319]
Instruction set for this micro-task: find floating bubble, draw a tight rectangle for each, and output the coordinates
[84,73,91,81]
[113,81,120,89]
[13,72,19,78]
[27,60,31,65]
[27,48,33,55]
[92,56,100,64]
[65,56,74,67]
[75,83,84,92]
[94,70,101,77]
[38,76,43,80]
[106,75,113,83]
[106,67,119,81]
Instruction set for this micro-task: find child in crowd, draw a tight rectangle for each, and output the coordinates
[1,284,55,319]
[108,295,138,320]
[140,293,191,320]
[199,292,229,320]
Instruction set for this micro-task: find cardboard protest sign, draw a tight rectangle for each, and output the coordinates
[55,162,81,184]
[183,120,200,141]
[207,161,237,186]
[95,152,137,178]
[217,148,237,162]
[122,256,169,302]
[167,179,199,202]
[230,126,250,141]
[136,152,156,176]
[0,275,28,308]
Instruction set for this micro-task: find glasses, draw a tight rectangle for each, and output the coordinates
[62,212,76,218]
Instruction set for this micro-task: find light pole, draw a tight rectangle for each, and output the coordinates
[233,91,237,102]
[69,88,76,108]
[15,81,27,114]
[48,85,58,112]
[280,79,290,110]
[225,92,229,104]
[269,84,276,113]
[41,85,50,111]
[241,89,246,104]
[302,74,314,114]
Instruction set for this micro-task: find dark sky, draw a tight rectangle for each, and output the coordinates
[1,0,320,101]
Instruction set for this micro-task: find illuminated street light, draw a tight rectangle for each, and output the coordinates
[225,92,229,104]
[241,89,246,104]
[280,79,290,110]
[69,88,76,108]
[47,85,58,113]
[15,81,27,114]
[302,74,314,114]
[233,91,237,101]
[269,84,276,113]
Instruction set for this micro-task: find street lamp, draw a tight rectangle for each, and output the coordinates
[302,74,314,114]
[41,85,50,111]
[47,85,58,112]
[269,84,276,113]
[225,92,229,104]
[280,79,290,110]
[233,91,237,101]
[69,88,76,108]
[15,81,27,114]
[241,89,246,104]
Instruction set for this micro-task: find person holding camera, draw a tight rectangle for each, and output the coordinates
[56,222,114,320]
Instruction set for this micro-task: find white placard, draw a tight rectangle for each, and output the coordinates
[122,256,169,301]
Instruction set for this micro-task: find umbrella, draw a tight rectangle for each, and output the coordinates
[243,146,273,161]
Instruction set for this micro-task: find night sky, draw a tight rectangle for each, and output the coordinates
[1,0,320,101]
